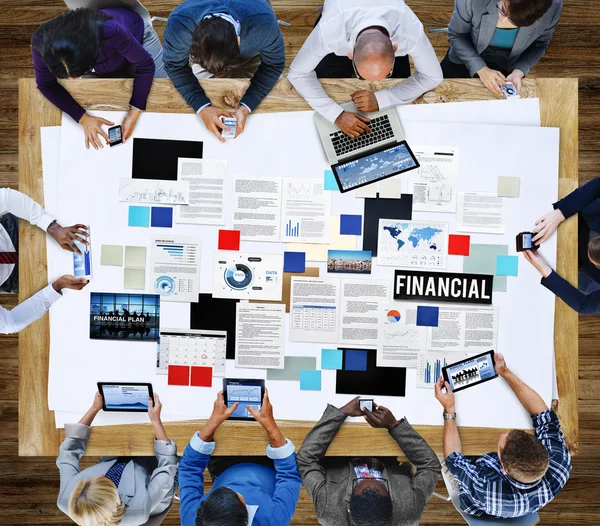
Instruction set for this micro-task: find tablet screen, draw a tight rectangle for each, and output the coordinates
[225,380,263,419]
[101,384,151,411]
[445,352,496,392]
[333,141,419,192]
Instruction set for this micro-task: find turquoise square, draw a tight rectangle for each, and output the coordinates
[324,170,339,191]
[321,349,343,370]
[496,255,519,276]
[128,206,150,227]
[300,370,322,391]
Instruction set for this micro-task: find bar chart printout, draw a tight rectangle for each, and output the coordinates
[151,235,201,302]
[285,220,300,237]
[417,351,471,388]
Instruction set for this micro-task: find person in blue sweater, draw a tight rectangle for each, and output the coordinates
[179,390,301,526]
[522,177,600,314]
[163,0,285,143]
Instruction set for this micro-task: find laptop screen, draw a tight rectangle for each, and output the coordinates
[331,141,420,193]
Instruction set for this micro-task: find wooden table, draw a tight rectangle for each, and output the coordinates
[18,77,578,457]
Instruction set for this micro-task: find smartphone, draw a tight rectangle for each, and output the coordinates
[516,231,539,252]
[220,117,237,139]
[359,398,373,412]
[108,125,123,147]
[72,225,91,279]
[500,82,520,99]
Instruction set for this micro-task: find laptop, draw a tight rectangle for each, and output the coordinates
[315,102,419,193]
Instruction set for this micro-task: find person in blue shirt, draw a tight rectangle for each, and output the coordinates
[522,177,600,314]
[434,353,571,518]
[163,0,285,143]
[179,390,301,526]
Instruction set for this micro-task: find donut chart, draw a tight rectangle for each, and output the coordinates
[224,263,254,290]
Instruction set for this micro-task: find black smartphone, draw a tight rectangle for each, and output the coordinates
[516,232,539,252]
[108,125,123,147]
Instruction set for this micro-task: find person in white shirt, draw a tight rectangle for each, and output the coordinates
[0,188,89,334]
[287,0,443,138]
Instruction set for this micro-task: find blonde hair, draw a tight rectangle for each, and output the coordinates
[68,476,126,526]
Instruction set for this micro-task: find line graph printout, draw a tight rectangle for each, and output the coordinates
[377,219,449,269]
[377,303,427,368]
[280,177,331,244]
[157,328,226,376]
[409,146,459,213]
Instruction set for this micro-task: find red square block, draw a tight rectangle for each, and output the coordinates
[448,234,471,256]
[191,366,213,387]
[218,230,241,250]
[168,365,190,386]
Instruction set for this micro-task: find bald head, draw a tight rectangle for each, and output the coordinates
[353,29,395,80]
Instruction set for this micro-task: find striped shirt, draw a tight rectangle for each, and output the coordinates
[445,409,571,518]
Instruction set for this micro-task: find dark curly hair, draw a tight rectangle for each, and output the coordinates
[31,8,109,79]
[349,487,393,526]
[505,0,553,27]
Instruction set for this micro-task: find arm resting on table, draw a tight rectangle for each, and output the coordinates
[541,270,600,315]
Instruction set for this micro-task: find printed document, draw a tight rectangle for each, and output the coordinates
[456,191,505,234]
[417,351,471,389]
[119,178,190,205]
[280,178,331,243]
[175,158,227,225]
[235,303,285,369]
[377,302,427,368]
[428,304,498,352]
[339,279,390,347]
[410,146,459,213]
[289,277,340,343]
[233,177,282,241]
[150,235,200,302]
[157,328,226,376]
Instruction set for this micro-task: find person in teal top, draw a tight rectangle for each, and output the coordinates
[441,0,562,96]
[489,27,519,49]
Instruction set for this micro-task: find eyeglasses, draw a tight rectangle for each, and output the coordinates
[496,1,515,25]
[351,56,394,81]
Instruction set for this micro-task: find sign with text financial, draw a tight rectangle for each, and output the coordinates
[393,270,493,304]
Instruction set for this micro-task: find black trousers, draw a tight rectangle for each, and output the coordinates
[440,49,512,78]
[313,14,411,79]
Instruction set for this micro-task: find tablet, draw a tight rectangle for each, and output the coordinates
[442,351,497,393]
[331,141,420,193]
[97,382,153,412]
[223,378,265,420]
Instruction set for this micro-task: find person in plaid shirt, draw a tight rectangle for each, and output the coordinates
[434,353,572,518]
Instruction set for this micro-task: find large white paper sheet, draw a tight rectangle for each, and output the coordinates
[45,101,558,430]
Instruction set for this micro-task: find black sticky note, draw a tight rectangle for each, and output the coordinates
[132,138,203,181]
[362,195,413,256]
[190,294,239,360]
[335,348,406,397]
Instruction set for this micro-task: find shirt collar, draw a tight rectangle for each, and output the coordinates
[203,13,241,36]
[246,505,259,525]
[349,19,393,49]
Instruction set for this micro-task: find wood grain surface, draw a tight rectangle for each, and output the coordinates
[18,76,577,457]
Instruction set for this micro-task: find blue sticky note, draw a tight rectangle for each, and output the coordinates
[322,349,343,370]
[300,370,322,391]
[151,207,173,228]
[128,206,150,227]
[340,214,362,235]
[324,170,339,191]
[416,306,439,327]
[345,349,367,371]
[284,251,306,273]
[496,255,519,276]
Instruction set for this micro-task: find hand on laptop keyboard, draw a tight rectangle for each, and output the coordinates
[334,111,371,138]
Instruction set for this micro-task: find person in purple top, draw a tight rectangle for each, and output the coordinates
[31,7,165,150]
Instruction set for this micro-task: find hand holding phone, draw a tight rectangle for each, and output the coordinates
[220,117,237,139]
[108,125,123,147]
[359,398,374,412]
[516,232,539,252]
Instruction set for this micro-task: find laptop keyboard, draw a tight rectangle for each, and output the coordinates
[331,115,394,157]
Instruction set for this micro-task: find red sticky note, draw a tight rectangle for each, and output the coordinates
[168,365,190,386]
[191,366,213,387]
[218,230,241,250]
[448,234,470,256]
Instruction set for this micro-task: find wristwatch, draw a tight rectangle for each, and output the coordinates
[443,411,457,420]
